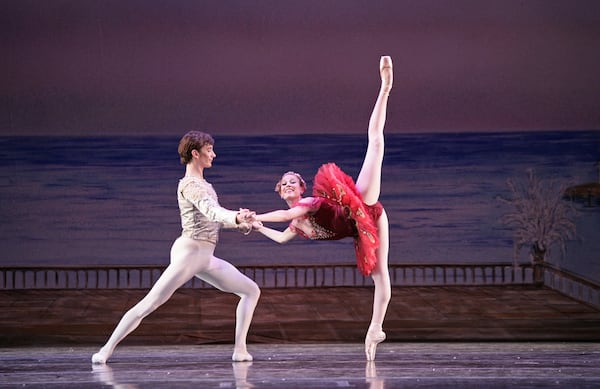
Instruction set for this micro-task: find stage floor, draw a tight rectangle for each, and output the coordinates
[1,342,599,388]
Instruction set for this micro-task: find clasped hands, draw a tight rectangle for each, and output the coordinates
[236,209,263,235]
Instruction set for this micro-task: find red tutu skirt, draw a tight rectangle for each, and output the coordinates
[313,163,382,276]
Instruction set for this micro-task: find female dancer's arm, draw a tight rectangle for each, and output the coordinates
[251,196,317,241]
[254,203,311,223]
[252,222,297,243]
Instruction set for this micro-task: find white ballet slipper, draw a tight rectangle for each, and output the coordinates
[91,352,108,364]
[232,351,253,362]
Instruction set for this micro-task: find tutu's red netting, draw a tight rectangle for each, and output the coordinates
[313,163,382,276]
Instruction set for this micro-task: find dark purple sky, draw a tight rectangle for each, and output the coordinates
[2,0,599,136]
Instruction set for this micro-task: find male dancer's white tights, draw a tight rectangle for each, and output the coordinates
[92,237,260,364]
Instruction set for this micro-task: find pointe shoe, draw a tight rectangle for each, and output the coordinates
[379,56,393,94]
[365,329,386,361]
[232,351,253,362]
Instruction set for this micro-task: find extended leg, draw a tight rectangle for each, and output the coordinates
[91,238,208,364]
[196,256,261,362]
[365,209,391,361]
[91,263,197,364]
[356,56,393,205]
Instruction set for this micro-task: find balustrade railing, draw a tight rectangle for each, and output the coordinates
[0,262,535,290]
[543,263,600,308]
[2,262,597,308]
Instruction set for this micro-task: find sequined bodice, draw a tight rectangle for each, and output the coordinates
[291,198,357,240]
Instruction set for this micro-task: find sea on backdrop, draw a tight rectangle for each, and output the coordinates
[0,131,598,282]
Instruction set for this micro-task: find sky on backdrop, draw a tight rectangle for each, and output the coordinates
[1,0,600,136]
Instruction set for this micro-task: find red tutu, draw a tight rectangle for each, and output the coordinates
[313,163,382,276]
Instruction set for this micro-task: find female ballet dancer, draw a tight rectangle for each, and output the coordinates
[251,56,393,361]
[92,131,260,364]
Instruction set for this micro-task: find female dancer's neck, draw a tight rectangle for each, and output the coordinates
[286,197,301,208]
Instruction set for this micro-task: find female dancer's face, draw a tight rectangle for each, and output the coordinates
[278,173,304,201]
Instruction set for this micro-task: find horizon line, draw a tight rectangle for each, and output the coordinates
[1,128,598,138]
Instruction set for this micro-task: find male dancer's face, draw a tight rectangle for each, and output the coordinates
[196,144,216,168]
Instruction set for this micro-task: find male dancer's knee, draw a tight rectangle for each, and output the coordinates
[132,293,169,319]
[247,281,261,302]
[128,303,155,322]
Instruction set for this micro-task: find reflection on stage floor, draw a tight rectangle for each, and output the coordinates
[1,342,599,388]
